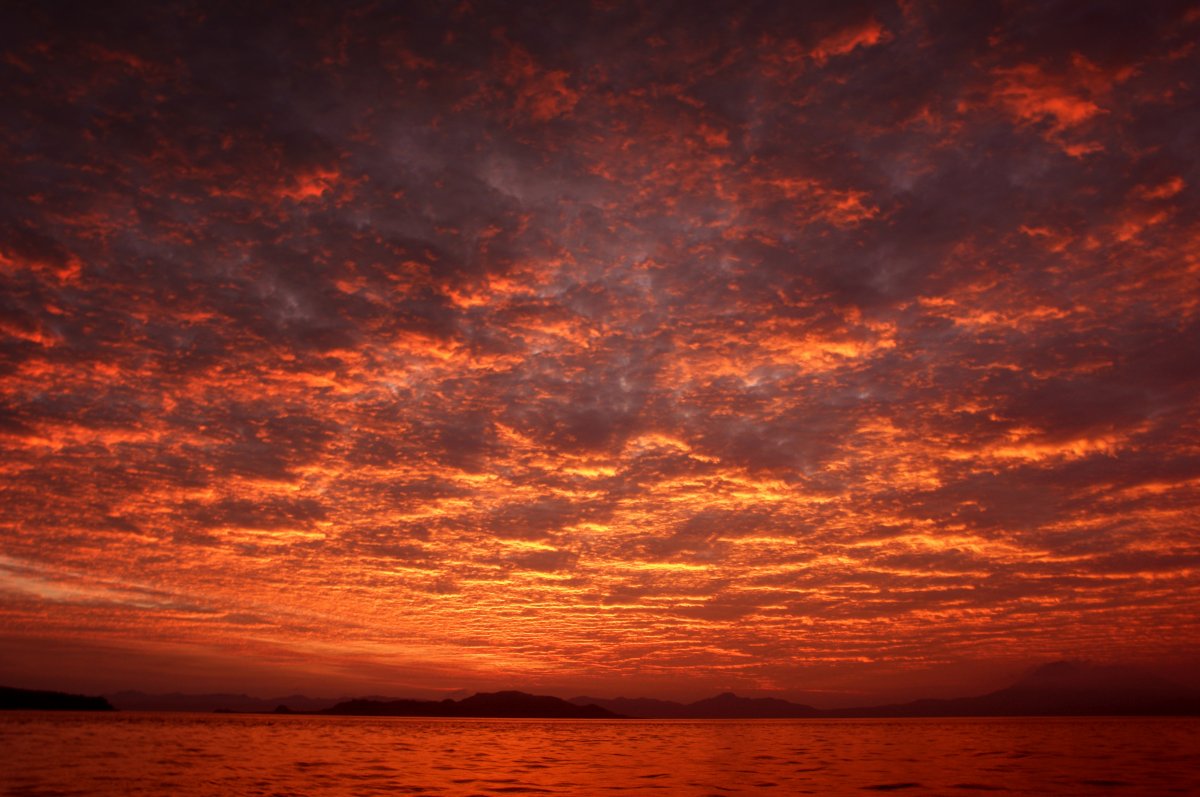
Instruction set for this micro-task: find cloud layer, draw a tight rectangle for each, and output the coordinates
[1,0,1198,699]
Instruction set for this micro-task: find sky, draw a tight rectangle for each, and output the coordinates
[1,0,1199,706]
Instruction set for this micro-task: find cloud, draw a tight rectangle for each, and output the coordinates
[1,0,1198,698]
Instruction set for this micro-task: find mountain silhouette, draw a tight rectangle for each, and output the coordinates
[38,659,1200,719]
[574,662,1200,718]
[827,661,1200,717]
[688,692,820,718]
[322,690,622,718]
[570,692,819,718]
[1,686,114,711]
[567,695,697,718]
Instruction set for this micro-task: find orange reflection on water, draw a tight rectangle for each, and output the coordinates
[3,713,1200,796]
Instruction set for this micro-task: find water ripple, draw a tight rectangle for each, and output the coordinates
[0,714,1197,796]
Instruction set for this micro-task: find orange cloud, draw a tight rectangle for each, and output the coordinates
[810,19,891,64]
[2,0,1198,704]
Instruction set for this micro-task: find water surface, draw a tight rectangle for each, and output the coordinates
[3,713,1199,795]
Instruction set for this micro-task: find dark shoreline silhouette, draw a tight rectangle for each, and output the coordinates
[570,662,1200,719]
[10,660,1197,718]
[321,690,622,719]
[106,690,341,713]
[0,686,114,711]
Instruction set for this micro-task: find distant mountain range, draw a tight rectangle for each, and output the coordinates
[825,661,1200,718]
[321,690,620,719]
[568,691,822,718]
[6,660,1196,717]
[572,662,1200,718]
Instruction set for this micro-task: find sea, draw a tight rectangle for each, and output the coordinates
[2,713,1199,796]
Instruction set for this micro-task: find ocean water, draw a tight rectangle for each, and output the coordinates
[2,713,1199,796]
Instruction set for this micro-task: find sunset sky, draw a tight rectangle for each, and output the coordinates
[2,1,1198,705]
